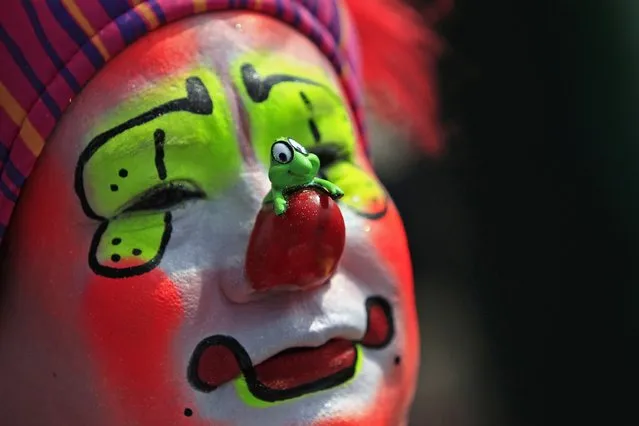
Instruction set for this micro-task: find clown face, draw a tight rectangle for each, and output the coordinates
[0,12,418,426]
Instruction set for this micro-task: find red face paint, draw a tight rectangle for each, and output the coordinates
[84,264,208,425]
[1,11,421,423]
[370,201,420,408]
[93,20,198,93]
[2,156,86,325]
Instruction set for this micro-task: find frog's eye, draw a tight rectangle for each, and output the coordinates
[272,141,294,164]
[288,138,308,155]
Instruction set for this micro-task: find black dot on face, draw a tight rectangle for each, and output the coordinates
[119,168,128,178]
[278,153,287,162]
[184,408,193,417]
[132,248,142,256]
[110,184,119,192]
[111,254,121,263]
[394,355,401,366]
[112,238,122,245]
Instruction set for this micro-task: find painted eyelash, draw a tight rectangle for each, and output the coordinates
[308,143,351,168]
[118,181,205,215]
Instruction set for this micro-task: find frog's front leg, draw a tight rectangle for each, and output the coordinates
[313,178,344,200]
[271,190,288,215]
[263,190,274,205]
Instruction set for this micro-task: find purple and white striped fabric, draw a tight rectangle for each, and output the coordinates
[0,0,366,243]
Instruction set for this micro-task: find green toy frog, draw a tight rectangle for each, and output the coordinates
[264,137,344,215]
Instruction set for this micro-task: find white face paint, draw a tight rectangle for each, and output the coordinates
[0,13,419,426]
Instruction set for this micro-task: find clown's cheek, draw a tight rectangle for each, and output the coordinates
[83,267,209,425]
[369,204,420,407]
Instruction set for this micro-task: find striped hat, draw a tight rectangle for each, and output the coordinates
[0,0,366,243]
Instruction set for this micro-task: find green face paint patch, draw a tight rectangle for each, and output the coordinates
[232,53,389,220]
[89,212,172,278]
[76,71,242,220]
[323,163,388,219]
[231,53,356,165]
[76,69,243,278]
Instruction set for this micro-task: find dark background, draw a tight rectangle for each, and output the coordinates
[376,1,633,425]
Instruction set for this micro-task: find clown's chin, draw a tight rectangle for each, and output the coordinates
[188,296,394,403]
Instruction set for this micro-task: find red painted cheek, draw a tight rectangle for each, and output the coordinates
[84,265,208,425]
[369,202,420,404]
[370,203,414,297]
[3,157,85,324]
[353,156,415,297]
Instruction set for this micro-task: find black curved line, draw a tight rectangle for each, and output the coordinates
[308,119,321,143]
[299,91,313,110]
[306,145,390,220]
[241,63,325,103]
[187,335,253,393]
[74,77,213,220]
[249,347,357,403]
[154,128,167,180]
[347,196,390,220]
[88,212,173,279]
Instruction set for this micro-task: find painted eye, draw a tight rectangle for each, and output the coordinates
[123,182,204,213]
[272,141,294,164]
[309,144,348,171]
[288,138,308,155]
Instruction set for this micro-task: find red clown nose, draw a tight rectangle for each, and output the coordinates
[245,189,346,291]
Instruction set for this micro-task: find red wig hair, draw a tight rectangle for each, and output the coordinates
[345,0,452,155]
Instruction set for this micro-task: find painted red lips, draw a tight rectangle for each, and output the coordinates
[188,296,394,402]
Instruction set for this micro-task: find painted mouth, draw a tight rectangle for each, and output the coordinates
[188,296,394,403]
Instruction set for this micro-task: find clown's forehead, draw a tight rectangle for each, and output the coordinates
[76,12,342,138]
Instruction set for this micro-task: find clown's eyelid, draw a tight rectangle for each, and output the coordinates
[309,143,351,167]
[117,180,205,216]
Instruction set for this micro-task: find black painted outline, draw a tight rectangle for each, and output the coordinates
[241,63,335,145]
[349,197,390,220]
[241,63,328,103]
[88,212,173,279]
[299,91,312,108]
[187,296,395,402]
[154,129,167,180]
[309,146,390,220]
[74,76,213,220]
[300,91,321,144]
